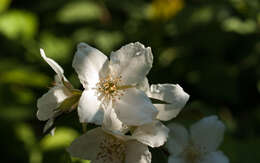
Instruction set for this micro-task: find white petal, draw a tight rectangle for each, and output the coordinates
[166,123,189,156]
[40,48,64,81]
[136,77,150,93]
[37,86,70,121]
[72,42,108,87]
[43,118,54,133]
[67,128,106,161]
[109,42,153,85]
[54,74,69,85]
[199,151,229,163]
[103,101,124,132]
[148,84,189,121]
[168,156,186,163]
[77,89,103,124]
[125,140,152,163]
[132,121,169,148]
[50,127,56,136]
[190,116,225,153]
[114,88,158,126]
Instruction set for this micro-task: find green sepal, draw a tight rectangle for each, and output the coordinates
[57,94,81,112]
[149,97,170,104]
[70,89,82,95]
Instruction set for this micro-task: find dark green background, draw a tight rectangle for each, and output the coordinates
[0,0,259,162]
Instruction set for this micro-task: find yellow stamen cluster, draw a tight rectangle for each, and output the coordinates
[96,75,123,102]
[96,135,126,162]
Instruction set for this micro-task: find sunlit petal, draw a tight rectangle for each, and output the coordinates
[77,89,103,124]
[40,48,64,81]
[72,42,108,87]
[110,42,153,85]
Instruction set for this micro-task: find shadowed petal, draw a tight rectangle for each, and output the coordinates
[168,156,186,163]
[199,151,229,163]
[67,128,105,161]
[190,116,225,153]
[37,86,70,121]
[137,77,150,93]
[132,121,169,148]
[148,84,189,121]
[166,123,189,156]
[125,140,152,163]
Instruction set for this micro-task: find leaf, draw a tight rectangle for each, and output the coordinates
[40,127,79,151]
[0,10,37,40]
[39,32,72,62]
[57,1,102,23]
[62,151,73,163]
[0,67,50,87]
[0,0,11,13]
[149,97,170,104]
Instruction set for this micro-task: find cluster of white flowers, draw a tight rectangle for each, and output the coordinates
[37,42,229,163]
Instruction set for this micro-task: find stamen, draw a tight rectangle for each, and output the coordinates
[182,143,203,163]
[96,75,133,103]
[96,135,126,162]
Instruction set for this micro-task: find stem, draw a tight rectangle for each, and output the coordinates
[82,123,87,133]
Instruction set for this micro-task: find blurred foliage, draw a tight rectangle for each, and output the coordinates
[0,0,260,162]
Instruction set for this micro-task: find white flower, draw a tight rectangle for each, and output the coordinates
[72,42,158,126]
[68,127,151,163]
[166,116,229,163]
[140,78,189,121]
[37,49,74,133]
[67,104,169,163]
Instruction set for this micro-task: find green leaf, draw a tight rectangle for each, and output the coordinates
[40,127,79,151]
[0,10,37,40]
[222,17,256,34]
[0,0,11,13]
[39,32,72,62]
[0,67,50,87]
[57,1,102,23]
[0,106,32,121]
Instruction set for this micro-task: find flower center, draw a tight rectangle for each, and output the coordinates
[96,135,126,163]
[96,75,134,102]
[183,144,202,163]
[96,75,122,101]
